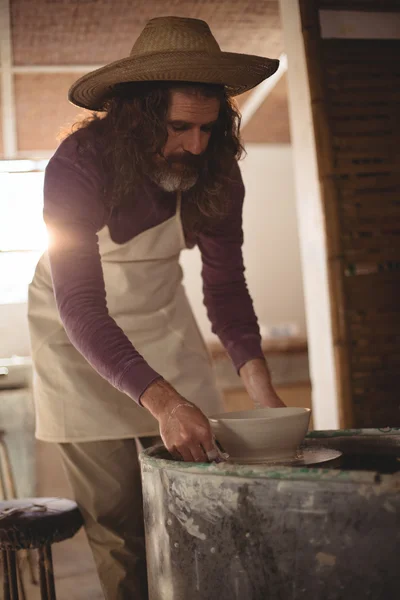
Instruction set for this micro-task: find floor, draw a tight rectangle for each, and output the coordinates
[1,382,312,599]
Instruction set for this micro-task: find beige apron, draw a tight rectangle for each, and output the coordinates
[27,194,223,442]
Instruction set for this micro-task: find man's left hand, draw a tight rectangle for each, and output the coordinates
[239,358,286,408]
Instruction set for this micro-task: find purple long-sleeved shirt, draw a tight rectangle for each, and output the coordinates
[43,127,263,403]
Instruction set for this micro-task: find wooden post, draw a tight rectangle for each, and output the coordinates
[279,0,340,429]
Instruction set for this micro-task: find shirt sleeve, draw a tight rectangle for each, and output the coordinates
[43,141,162,403]
[196,161,264,372]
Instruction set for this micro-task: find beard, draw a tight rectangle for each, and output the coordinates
[148,153,203,192]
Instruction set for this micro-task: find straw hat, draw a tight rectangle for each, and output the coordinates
[68,16,280,110]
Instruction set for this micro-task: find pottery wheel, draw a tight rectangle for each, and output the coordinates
[227,446,342,467]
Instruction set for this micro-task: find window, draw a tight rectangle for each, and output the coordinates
[0,166,48,304]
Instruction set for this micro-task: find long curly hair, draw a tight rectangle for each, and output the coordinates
[65,81,244,234]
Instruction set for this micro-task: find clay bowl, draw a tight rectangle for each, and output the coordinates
[209,407,311,464]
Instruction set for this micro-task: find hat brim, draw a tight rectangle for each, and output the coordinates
[68,51,280,111]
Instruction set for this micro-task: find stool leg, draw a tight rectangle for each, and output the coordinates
[0,437,28,598]
[7,550,19,599]
[17,557,26,600]
[44,545,56,600]
[26,549,38,585]
[2,549,11,600]
[38,547,50,600]
[0,466,5,499]
[0,438,18,498]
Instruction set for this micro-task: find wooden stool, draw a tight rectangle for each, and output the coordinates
[0,497,83,599]
[0,430,38,597]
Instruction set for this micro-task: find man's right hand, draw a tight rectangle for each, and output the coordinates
[141,379,218,462]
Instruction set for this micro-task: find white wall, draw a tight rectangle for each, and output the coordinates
[181,144,306,342]
[0,144,306,358]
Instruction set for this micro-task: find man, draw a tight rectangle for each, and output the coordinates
[28,15,285,600]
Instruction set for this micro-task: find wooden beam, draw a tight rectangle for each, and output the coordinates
[279,0,340,430]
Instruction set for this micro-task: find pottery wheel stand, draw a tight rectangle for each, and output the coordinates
[140,429,400,600]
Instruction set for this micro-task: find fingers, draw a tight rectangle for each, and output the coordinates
[161,404,222,463]
[175,444,207,463]
[190,425,217,462]
[191,444,208,463]
[169,443,210,463]
[200,430,217,455]
[169,442,227,463]
[169,447,182,461]
[175,446,194,463]
[204,448,219,462]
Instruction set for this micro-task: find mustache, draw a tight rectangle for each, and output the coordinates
[164,153,204,169]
